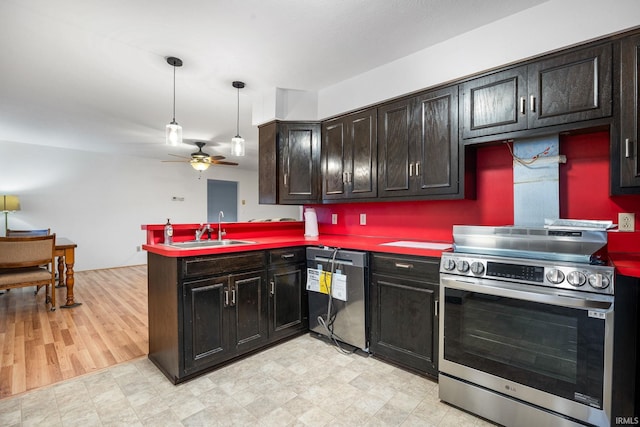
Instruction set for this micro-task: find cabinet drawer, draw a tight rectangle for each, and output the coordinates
[182,251,265,279]
[268,247,306,266]
[371,253,440,282]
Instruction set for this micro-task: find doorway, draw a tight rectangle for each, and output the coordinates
[207,179,238,222]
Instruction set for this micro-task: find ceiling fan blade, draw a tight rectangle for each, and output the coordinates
[212,160,239,166]
[161,160,190,163]
[168,153,191,159]
[211,155,226,160]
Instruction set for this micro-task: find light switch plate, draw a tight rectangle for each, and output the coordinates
[360,213,366,225]
[331,213,338,225]
[619,213,635,232]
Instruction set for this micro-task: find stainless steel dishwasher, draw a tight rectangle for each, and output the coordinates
[306,247,368,351]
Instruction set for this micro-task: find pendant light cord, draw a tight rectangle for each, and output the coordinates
[172,64,176,122]
[236,86,240,136]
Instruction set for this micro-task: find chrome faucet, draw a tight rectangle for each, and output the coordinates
[218,211,226,241]
[195,224,211,241]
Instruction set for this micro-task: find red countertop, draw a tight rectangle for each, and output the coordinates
[142,234,452,259]
[609,252,640,278]
[142,222,640,278]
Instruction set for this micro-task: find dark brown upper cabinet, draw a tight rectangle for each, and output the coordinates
[617,34,640,191]
[462,43,612,140]
[322,108,377,201]
[258,121,321,205]
[378,85,460,199]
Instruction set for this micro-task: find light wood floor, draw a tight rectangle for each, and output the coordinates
[0,265,148,400]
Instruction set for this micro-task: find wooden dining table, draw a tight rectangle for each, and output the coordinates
[55,237,80,308]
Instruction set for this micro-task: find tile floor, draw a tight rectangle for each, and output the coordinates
[0,334,494,426]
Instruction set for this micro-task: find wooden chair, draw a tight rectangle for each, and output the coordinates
[0,234,57,311]
[5,228,52,296]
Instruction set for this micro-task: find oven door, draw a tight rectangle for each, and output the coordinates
[439,275,613,425]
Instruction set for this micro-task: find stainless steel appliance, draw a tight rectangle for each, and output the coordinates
[439,225,614,427]
[306,247,368,351]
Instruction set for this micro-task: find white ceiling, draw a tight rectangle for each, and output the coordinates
[1,0,546,170]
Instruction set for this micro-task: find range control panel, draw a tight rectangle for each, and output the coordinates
[440,252,614,295]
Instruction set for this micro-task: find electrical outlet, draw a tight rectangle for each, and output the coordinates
[331,213,338,225]
[619,213,635,232]
[136,246,141,252]
[360,213,367,226]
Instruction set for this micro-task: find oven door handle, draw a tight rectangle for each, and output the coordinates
[441,276,613,311]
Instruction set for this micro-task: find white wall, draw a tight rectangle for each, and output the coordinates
[0,142,300,271]
[317,0,640,118]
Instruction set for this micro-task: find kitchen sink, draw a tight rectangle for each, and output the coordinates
[169,240,256,249]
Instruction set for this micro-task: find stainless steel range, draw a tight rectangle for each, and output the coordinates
[439,225,614,427]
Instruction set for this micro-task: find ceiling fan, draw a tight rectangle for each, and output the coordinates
[163,142,238,171]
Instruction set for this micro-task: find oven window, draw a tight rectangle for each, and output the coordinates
[443,288,605,408]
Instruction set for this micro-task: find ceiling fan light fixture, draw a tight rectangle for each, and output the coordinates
[231,81,245,157]
[166,56,183,146]
[190,158,211,171]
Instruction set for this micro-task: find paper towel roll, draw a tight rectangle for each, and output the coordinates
[304,208,319,237]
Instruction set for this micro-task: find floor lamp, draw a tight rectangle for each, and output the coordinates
[2,195,20,236]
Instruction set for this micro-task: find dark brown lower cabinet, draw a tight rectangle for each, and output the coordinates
[148,250,306,384]
[267,247,308,341]
[370,253,439,377]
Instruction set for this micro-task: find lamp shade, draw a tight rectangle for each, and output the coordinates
[1,195,20,212]
[166,121,183,146]
[190,159,211,171]
[231,136,245,156]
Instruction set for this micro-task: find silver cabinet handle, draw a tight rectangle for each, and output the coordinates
[348,172,353,183]
[409,163,414,177]
[342,172,348,183]
[626,138,632,158]
[530,95,536,112]
[435,300,439,317]
[270,280,275,296]
[283,173,288,186]
[520,97,526,115]
[415,162,420,176]
[281,253,295,259]
[231,288,236,305]
[394,262,413,269]
[224,289,229,307]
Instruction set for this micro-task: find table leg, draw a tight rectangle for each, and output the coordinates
[56,256,66,288]
[60,248,81,308]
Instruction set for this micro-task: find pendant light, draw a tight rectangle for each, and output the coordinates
[231,81,245,156]
[166,56,183,146]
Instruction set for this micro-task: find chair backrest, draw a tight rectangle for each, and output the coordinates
[0,234,56,268]
[6,228,51,237]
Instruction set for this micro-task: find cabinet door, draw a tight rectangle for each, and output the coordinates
[619,35,640,189]
[411,86,459,196]
[370,273,438,376]
[183,276,231,374]
[461,66,528,139]
[378,98,412,197]
[350,108,378,199]
[230,270,268,353]
[268,263,307,341]
[279,123,321,203]
[322,119,347,199]
[258,122,278,204]
[528,43,612,129]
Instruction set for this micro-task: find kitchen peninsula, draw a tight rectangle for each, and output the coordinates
[142,220,450,384]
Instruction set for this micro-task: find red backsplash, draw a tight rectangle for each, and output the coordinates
[309,130,640,252]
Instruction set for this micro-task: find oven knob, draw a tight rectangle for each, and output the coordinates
[470,262,484,275]
[457,260,470,273]
[588,273,610,289]
[567,271,586,287]
[442,258,456,271]
[546,269,565,284]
